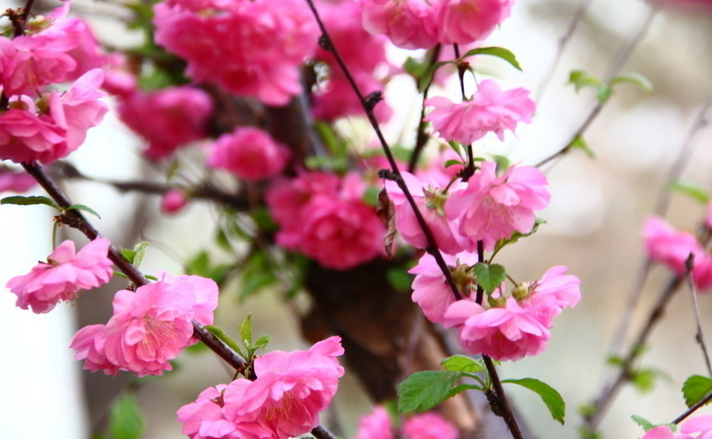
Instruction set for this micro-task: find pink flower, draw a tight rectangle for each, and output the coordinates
[354,406,395,439]
[445,161,550,251]
[100,274,218,376]
[206,127,291,181]
[69,324,119,376]
[643,216,703,275]
[178,337,345,439]
[361,0,439,49]
[312,73,392,122]
[522,265,581,319]
[409,251,479,324]
[0,166,36,193]
[118,86,213,160]
[641,426,693,439]
[681,414,712,438]
[0,97,67,165]
[433,0,513,45]
[266,172,341,229]
[153,0,317,105]
[385,171,466,254]
[693,256,712,292]
[425,80,535,145]
[55,69,109,151]
[707,200,712,231]
[161,189,189,214]
[402,412,458,439]
[7,238,113,314]
[101,52,138,97]
[445,297,551,361]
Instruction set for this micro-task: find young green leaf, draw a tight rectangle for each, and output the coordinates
[239,314,253,346]
[669,180,711,205]
[630,368,658,393]
[205,325,244,357]
[440,355,483,374]
[610,72,653,93]
[472,263,507,294]
[419,60,457,92]
[569,70,605,93]
[1,195,59,210]
[502,378,566,425]
[131,242,149,268]
[65,203,101,219]
[682,375,712,408]
[460,47,523,71]
[398,370,463,413]
[568,135,595,158]
[631,414,656,432]
[109,393,145,439]
[253,334,271,352]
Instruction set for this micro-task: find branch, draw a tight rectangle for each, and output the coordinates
[684,254,712,377]
[408,44,442,173]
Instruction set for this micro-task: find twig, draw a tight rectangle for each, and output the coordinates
[408,44,442,173]
[484,356,524,439]
[672,389,712,425]
[684,254,712,377]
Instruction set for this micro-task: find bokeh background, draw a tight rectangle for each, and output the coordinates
[1,0,712,437]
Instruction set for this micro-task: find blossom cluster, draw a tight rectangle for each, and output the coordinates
[354,405,459,439]
[0,3,107,164]
[266,171,385,270]
[70,273,219,377]
[640,414,712,439]
[177,336,344,439]
[643,211,712,291]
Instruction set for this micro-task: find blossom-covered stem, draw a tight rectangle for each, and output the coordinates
[672,390,712,425]
[534,7,658,169]
[584,275,683,431]
[684,254,712,376]
[409,44,442,173]
[483,356,524,439]
[21,162,250,371]
[305,0,462,300]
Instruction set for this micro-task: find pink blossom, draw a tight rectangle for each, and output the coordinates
[161,189,189,214]
[385,171,466,254]
[641,426,693,439]
[522,266,581,319]
[693,256,712,292]
[101,52,138,97]
[55,69,109,151]
[0,98,67,165]
[402,412,459,439]
[707,201,712,231]
[409,251,479,323]
[445,297,551,361]
[361,0,439,49]
[69,324,119,376]
[101,274,218,376]
[354,406,395,439]
[176,385,243,439]
[643,216,703,275]
[425,80,535,145]
[681,414,712,438]
[206,127,291,181]
[312,73,392,122]
[0,167,36,193]
[445,161,550,251]
[266,172,341,229]
[7,238,113,314]
[118,86,213,160]
[433,0,513,45]
[153,0,317,105]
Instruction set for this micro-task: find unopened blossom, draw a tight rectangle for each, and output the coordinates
[99,274,219,376]
[403,412,459,439]
[446,161,550,251]
[425,80,535,145]
[160,189,189,214]
[118,86,213,160]
[153,0,318,105]
[206,127,291,181]
[7,238,113,314]
[178,337,345,439]
[409,251,479,323]
[434,0,514,45]
[385,171,466,254]
[0,167,36,193]
[643,216,704,275]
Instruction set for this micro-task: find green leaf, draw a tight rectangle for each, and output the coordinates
[502,378,566,425]
[1,195,59,210]
[630,368,657,393]
[404,56,430,81]
[682,375,712,408]
[568,70,612,104]
[444,159,464,169]
[363,186,381,208]
[669,180,711,205]
[304,155,349,172]
[398,370,463,413]
[611,72,653,93]
[108,394,145,439]
[65,204,101,219]
[253,334,271,351]
[606,355,625,367]
[252,207,277,233]
[631,414,656,432]
[419,60,457,92]
[472,263,507,294]
[568,135,595,158]
[440,355,483,374]
[386,268,414,293]
[239,252,277,301]
[205,325,244,357]
[460,46,523,71]
[239,314,253,346]
[131,242,149,268]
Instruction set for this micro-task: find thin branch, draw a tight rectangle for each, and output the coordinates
[484,356,524,439]
[409,44,442,173]
[684,254,712,377]
[606,259,652,359]
[672,389,712,425]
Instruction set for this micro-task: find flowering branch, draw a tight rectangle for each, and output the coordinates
[684,254,712,377]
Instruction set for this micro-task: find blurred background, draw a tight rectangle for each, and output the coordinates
[1,0,712,437]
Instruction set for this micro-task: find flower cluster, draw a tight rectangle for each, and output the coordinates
[640,414,712,439]
[0,5,107,164]
[7,238,113,314]
[410,251,581,361]
[206,127,291,181]
[643,214,712,291]
[153,0,318,105]
[70,273,219,376]
[266,172,385,270]
[177,336,344,439]
[361,0,514,49]
[354,405,458,439]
